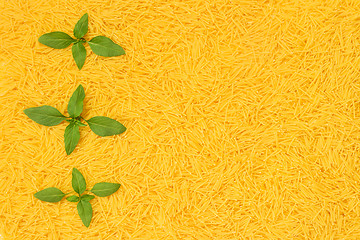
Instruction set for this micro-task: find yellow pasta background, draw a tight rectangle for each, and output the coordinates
[1,0,360,238]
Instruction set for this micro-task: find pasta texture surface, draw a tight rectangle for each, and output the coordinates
[1,0,360,239]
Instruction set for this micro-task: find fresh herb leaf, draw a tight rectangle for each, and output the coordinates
[81,194,95,201]
[72,168,86,195]
[67,84,85,118]
[39,31,76,49]
[77,200,93,227]
[75,121,87,127]
[34,170,120,227]
[24,85,126,154]
[88,36,125,57]
[72,43,87,70]
[34,187,65,202]
[86,116,126,137]
[66,195,80,202]
[91,182,121,197]
[73,13,88,39]
[39,14,125,70]
[64,123,80,155]
[24,105,66,126]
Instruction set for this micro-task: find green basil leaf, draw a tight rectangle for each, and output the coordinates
[88,36,125,57]
[73,13,88,39]
[64,123,80,155]
[75,121,87,127]
[77,200,92,228]
[86,116,126,137]
[72,43,86,70]
[67,84,85,118]
[80,194,95,201]
[24,105,66,126]
[38,31,76,49]
[91,182,120,197]
[34,187,65,202]
[66,195,80,202]
[72,168,86,195]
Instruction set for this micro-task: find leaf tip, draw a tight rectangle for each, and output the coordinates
[122,126,127,133]
[38,35,44,42]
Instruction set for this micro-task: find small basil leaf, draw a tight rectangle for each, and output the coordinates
[77,200,92,228]
[73,13,88,39]
[38,31,76,49]
[75,121,87,127]
[88,36,125,57]
[80,194,95,201]
[34,187,65,202]
[86,116,126,137]
[66,195,80,202]
[64,123,80,155]
[91,182,120,197]
[67,85,85,118]
[72,168,86,195]
[24,105,66,126]
[72,43,86,70]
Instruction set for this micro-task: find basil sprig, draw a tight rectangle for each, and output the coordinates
[38,13,125,70]
[34,168,121,227]
[24,84,127,155]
